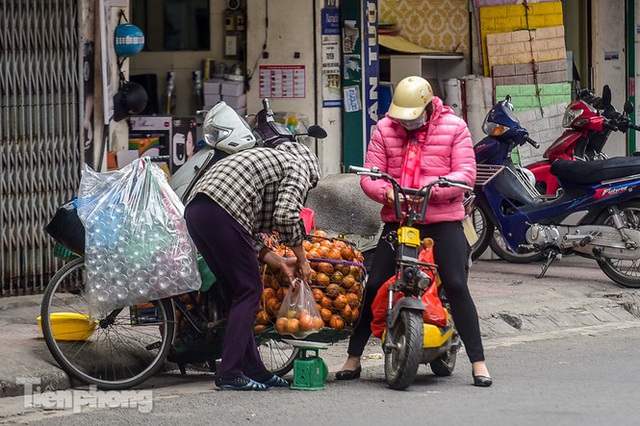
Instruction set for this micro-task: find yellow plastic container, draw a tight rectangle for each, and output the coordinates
[37,313,98,341]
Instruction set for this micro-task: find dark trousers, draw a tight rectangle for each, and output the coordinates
[348,221,486,363]
[184,194,267,379]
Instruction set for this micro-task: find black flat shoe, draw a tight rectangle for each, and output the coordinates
[472,374,493,387]
[335,367,361,380]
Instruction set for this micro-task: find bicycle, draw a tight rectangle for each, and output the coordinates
[349,165,472,390]
[40,249,298,390]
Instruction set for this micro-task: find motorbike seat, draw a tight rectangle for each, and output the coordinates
[550,156,640,184]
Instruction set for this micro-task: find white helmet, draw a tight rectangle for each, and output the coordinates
[202,101,257,154]
[388,76,434,121]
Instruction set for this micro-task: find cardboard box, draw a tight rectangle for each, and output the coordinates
[222,93,246,109]
[221,80,245,97]
[203,79,224,95]
[204,94,221,107]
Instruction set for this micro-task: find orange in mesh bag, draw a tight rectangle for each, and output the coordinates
[370,243,446,339]
[274,278,324,339]
[257,230,366,333]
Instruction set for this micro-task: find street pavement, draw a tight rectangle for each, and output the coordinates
[1,254,639,399]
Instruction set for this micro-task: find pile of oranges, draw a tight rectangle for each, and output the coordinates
[254,230,366,336]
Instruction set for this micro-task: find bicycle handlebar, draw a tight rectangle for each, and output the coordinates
[348,165,473,223]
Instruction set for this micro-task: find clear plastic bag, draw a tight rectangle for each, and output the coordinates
[274,278,324,339]
[77,158,201,318]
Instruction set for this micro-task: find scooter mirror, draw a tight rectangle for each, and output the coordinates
[602,85,612,106]
[624,100,634,114]
[307,125,328,139]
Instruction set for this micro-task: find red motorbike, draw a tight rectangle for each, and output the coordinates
[526,85,637,196]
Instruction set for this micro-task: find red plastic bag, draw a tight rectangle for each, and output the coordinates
[370,243,446,338]
[371,275,401,338]
[300,207,316,234]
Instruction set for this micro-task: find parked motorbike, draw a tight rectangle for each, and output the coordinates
[472,89,640,263]
[527,85,639,196]
[472,101,640,288]
[170,99,327,202]
[470,95,544,263]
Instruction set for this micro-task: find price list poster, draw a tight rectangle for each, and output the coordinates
[259,65,306,99]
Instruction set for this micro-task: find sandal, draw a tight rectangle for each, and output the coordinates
[215,375,268,391]
[262,375,290,388]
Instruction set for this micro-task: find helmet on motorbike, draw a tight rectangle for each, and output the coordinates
[388,76,434,121]
[202,101,257,154]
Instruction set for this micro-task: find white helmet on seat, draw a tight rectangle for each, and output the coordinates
[202,101,257,154]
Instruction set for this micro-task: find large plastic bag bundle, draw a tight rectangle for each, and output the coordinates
[77,157,201,318]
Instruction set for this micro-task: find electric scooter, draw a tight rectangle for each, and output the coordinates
[350,165,470,390]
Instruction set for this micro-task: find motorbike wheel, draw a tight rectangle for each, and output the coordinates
[595,201,640,288]
[384,310,424,390]
[489,230,545,264]
[470,205,494,262]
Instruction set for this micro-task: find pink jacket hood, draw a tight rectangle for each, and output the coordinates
[361,96,476,224]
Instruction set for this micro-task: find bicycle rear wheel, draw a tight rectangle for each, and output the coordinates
[257,336,299,376]
[40,258,175,390]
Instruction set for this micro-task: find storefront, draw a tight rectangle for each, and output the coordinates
[2,0,640,294]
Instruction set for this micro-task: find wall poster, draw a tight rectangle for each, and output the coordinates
[258,65,306,99]
[321,7,341,108]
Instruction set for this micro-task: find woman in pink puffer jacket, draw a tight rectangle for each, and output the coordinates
[336,76,492,387]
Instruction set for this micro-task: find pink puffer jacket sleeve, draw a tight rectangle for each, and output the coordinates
[360,124,393,205]
[428,118,476,202]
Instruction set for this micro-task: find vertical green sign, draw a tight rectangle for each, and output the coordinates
[341,0,364,169]
[626,0,636,153]
[340,0,378,170]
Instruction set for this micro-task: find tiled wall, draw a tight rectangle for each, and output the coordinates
[495,83,571,110]
[510,102,568,163]
[495,84,571,163]
[492,59,567,86]
[478,1,563,75]
[486,26,566,73]
[476,0,557,6]
[380,0,469,56]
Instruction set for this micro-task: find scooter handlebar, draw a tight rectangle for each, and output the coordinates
[525,136,540,149]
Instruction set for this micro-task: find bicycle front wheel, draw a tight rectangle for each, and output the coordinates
[40,258,175,390]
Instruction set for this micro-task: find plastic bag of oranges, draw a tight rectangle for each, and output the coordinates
[274,278,324,339]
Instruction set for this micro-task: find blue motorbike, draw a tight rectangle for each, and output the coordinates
[472,97,640,288]
[469,96,544,264]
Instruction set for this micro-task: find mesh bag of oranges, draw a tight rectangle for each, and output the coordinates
[255,230,366,339]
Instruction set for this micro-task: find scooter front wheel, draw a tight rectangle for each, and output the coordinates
[384,309,423,390]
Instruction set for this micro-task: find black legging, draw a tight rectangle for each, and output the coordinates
[347,220,485,363]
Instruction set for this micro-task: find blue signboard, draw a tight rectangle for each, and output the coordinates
[362,0,378,144]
